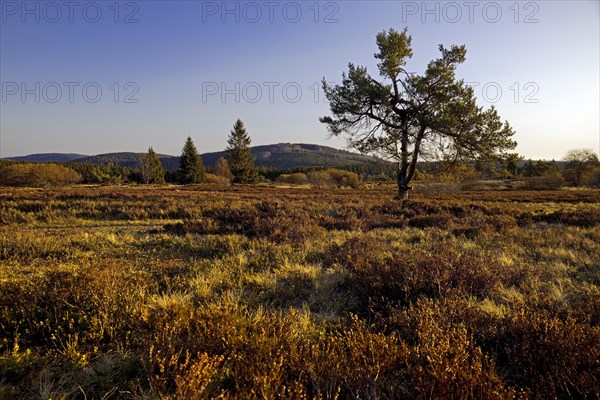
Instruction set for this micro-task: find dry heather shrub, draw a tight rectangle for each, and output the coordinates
[408,213,453,229]
[402,252,499,300]
[529,209,600,227]
[523,173,565,190]
[162,218,220,235]
[492,310,600,399]
[162,352,224,399]
[0,264,147,353]
[165,201,326,244]
[406,201,516,235]
[304,316,409,399]
[252,202,326,244]
[332,235,389,272]
[319,206,370,231]
[405,300,515,400]
[387,297,600,399]
[145,299,423,399]
[143,296,186,386]
[335,239,501,310]
[141,301,314,398]
[304,309,514,399]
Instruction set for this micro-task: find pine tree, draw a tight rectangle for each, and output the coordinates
[226,119,259,184]
[321,28,516,199]
[178,136,206,184]
[140,147,165,184]
[214,157,234,182]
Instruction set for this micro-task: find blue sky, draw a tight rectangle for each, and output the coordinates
[1,0,598,159]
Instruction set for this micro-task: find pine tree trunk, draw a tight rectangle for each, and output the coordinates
[397,187,409,200]
[396,175,411,201]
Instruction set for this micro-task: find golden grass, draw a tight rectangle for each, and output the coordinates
[0,185,598,398]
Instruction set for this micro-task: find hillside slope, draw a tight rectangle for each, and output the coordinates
[5,144,384,170]
[201,143,380,170]
[5,153,88,163]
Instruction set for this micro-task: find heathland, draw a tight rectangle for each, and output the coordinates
[0,183,598,399]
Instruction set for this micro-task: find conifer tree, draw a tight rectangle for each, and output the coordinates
[140,147,165,184]
[321,28,516,199]
[226,119,259,184]
[178,136,206,184]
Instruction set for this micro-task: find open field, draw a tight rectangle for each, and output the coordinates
[1,185,599,399]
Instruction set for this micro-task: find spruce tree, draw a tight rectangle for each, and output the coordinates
[140,147,165,184]
[178,136,206,184]
[226,119,259,184]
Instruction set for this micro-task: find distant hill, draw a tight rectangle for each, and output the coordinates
[73,152,180,170]
[5,153,88,163]
[202,143,381,170]
[4,144,385,171]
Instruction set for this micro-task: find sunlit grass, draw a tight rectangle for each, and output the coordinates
[0,186,598,398]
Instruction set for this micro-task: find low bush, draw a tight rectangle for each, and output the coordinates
[326,169,360,188]
[486,310,599,398]
[530,209,600,227]
[276,173,309,185]
[0,163,81,187]
[2,186,599,398]
[307,169,360,188]
[338,245,502,311]
[205,173,231,185]
[165,201,326,244]
[584,167,600,188]
[523,172,565,190]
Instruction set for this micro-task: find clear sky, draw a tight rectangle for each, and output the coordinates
[0,0,598,159]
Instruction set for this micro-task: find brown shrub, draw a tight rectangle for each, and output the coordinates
[336,243,501,311]
[408,213,453,229]
[333,236,389,273]
[276,173,309,185]
[584,167,600,188]
[319,206,369,231]
[326,169,360,189]
[526,210,600,227]
[307,169,360,188]
[384,296,600,400]
[164,202,325,244]
[523,173,565,190]
[406,300,515,400]
[493,310,600,398]
[304,316,409,399]
[0,164,81,187]
[205,173,231,185]
[0,265,147,352]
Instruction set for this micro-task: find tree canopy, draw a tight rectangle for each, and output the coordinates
[321,28,516,198]
[178,137,206,184]
[226,119,260,184]
[139,147,165,184]
[563,149,600,186]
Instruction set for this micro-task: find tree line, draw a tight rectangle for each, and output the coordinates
[161,118,261,185]
[2,29,599,194]
[2,145,598,189]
